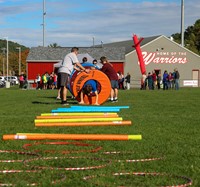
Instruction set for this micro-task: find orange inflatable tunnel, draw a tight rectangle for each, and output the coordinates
[71,70,111,105]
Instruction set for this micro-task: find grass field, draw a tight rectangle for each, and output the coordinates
[0,86,199,186]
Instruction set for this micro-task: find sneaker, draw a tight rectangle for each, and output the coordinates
[61,101,69,106]
[114,99,118,102]
[56,97,61,100]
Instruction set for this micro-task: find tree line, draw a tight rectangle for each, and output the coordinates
[0,40,29,76]
[172,19,200,55]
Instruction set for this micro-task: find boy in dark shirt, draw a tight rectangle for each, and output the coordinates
[100,56,119,102]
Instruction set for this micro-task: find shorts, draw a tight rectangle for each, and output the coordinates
[57,73,69,89]
[110,80,119,89]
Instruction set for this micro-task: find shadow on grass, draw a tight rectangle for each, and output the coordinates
[40,96,75,100]
[32,101,60,105]
[39,96,58,99]
[32,101,78,105]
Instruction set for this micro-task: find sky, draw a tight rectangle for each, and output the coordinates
[0,0,199,48]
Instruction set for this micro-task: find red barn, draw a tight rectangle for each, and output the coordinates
[26,47,125,82]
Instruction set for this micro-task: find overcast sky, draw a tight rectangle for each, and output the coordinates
[0,0,199,47]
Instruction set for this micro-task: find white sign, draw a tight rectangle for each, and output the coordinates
[183,80,198,87]
[141,52,188,65]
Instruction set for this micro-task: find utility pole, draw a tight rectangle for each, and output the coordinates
[43,0,46,47]
[181,0,185,47]
[1,48,6,76]
[16,47,21,75]
[3,37,10,88]
[4,37,9,81]
[93,37,95,47]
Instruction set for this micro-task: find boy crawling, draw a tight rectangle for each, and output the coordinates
[78,79,99,105]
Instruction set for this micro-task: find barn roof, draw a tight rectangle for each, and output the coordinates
[27,35,163,62]
[97,35,161,54]
[27,47,126,62]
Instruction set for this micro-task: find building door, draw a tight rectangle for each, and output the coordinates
[192,70,199,87]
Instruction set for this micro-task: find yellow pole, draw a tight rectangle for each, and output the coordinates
[34,117,122,123]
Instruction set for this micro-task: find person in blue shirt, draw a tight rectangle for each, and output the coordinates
[79,79,99,105]
[163,70,169,90]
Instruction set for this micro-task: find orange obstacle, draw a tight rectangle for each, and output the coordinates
[35,121,132,127]
[3,134,142,141]
[71,70,111,105]
[36,114,119,119]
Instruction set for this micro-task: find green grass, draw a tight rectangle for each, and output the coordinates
[0,86,199,186]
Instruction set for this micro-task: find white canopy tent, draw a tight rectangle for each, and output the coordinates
[77,53,94,63]
[53,53,94,69]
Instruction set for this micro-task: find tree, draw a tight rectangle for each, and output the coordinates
[171,19,200,55]
[48,43,61,48]
[171,33,181,44]
[0,40,29,75]
[193,20,200,52]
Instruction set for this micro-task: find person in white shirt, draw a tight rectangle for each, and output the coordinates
[141,72,147,90]
[57,47,89,105]
[36,73,41,90]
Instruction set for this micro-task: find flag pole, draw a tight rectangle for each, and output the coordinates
[181,0,184,47]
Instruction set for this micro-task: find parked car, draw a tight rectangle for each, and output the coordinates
[0,76,6,83]
[0,76,6,88]
[0,81,5,88]
[4,76,19,85]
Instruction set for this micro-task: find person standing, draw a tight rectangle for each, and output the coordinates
[163,70,169,90]
[174,68,180,90]
[141,72,147,90]
[168,72,173,89]
[100,56,119,102]
[157,73,161,90]
[82,57,88,64]
[57,47,89,105]
[147,72,153,90]
[117,71,125,90]
[125,72,131,90]
[92,59,100,69]
[152,71,157,90]
[42,72,48,89]
[19,73,24,89]
[36,73,41,90]
[172,69,176,89]
[52,73,57,89]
